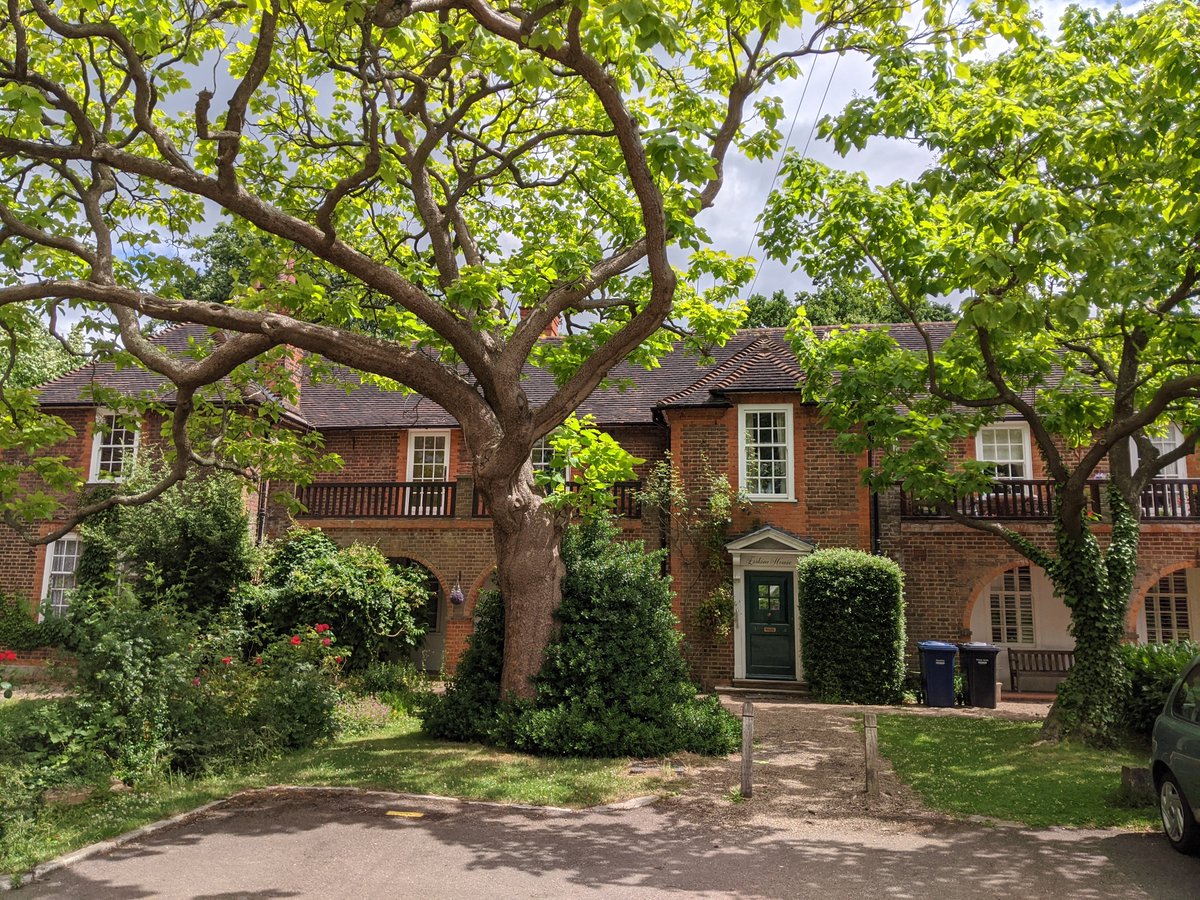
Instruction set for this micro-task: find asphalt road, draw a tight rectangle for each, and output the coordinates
[17,788,1200,899]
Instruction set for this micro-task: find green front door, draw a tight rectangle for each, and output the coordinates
[745,571,796,680]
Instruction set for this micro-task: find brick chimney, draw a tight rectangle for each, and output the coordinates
[519,307,561,339]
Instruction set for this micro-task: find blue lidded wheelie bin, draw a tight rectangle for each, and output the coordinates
[958,642,1001,709]
[918,640,959,708]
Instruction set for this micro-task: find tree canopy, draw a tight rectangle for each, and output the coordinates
[761,0,1200,741]
[743,275,955,328]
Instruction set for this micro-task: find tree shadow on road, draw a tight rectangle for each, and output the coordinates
[20,787,1198,900]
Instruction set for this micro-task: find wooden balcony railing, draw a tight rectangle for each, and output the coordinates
[473,481,643,519]
[901,478,1200,521]
[1140,479,1200,520]
[295,481,456,518]
[900,479,1101,520]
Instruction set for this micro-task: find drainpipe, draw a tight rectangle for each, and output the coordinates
[255,477,270,545]
[868,445,882,556]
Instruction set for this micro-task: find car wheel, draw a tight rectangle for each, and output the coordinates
[1159,772,1200,855]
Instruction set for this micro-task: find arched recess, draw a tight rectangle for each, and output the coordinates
[1130,564,1200,644]
[961,558,1036,635]
[391,556,446,673]
[966,561,1072,690]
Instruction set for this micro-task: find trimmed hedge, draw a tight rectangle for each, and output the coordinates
[797,548,906,705]
[0,593,73,651]
[0,594,39,651]
[1121,640,1200,735]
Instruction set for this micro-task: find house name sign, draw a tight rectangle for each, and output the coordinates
[738,552,803,567]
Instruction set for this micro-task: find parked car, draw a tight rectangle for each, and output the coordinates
[1152,654,1200,854]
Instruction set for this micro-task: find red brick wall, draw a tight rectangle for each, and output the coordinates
[315,429,402,482]
[883,506,1200,652]
[660,399,873,687]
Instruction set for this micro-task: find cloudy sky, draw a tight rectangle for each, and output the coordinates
[708,0,1103,298]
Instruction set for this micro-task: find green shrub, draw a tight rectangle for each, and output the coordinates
[249,528,428,669]
[424,520,740,757]
[0,594,39,650]
[797,548,906,705]
[77,470,254,621]
[421,590,505,742]
[1121,640,1200,735]
[65,593,346,778]
[255,665,339,750]
[68,592,201,778]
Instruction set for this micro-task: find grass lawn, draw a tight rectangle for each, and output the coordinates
[877,714,1157,829]
[0,706,669,880]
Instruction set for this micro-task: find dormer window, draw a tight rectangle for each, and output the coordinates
[976,424,1031,480]
[89,410,139,482]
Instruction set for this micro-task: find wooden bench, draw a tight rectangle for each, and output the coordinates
[1007,648,1075,693]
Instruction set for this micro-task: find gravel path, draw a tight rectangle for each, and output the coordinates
[659,696,1053,833]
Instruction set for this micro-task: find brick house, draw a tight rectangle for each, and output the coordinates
[6,323,1200,690]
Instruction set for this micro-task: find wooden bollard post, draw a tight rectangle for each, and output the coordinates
[864,711,880,798]
[740,701,754,799]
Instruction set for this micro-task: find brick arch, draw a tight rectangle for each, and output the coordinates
[390,552,447,599]
[1127,561,1199,635]
[465,564,498,615]
[960,557,1043,636]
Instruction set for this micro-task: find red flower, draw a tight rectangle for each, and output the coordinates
[315,623,330,634]
[321,637,331,646]
[221,657,233,666]
[192,677,201,686]
[335,656,343,664]
[1,650,16,662]
[254,656,263,665]
[290,635,302,645]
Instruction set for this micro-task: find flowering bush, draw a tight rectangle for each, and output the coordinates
[46,590,351,779]
[246,529,428,669]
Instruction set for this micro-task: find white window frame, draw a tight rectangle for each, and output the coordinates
[738,404,795,501]
[405,429,451,482]
[1144,569,1193,644]
[975,423,1032,480]
[40,533,83,620]
[988,565,1036,646]
[88,408,139,483]
[1131,424,1187,479]
[531,435,572,482]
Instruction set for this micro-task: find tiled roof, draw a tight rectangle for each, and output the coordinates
[38,324,222,407]
[36,321,961,429]
[657,331,804,408]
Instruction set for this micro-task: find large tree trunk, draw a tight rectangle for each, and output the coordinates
[1041,488,1137,744]
[480,465,566,699]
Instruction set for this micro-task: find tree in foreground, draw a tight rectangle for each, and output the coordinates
[761,0,1200,742]
[0,0,1015,696]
